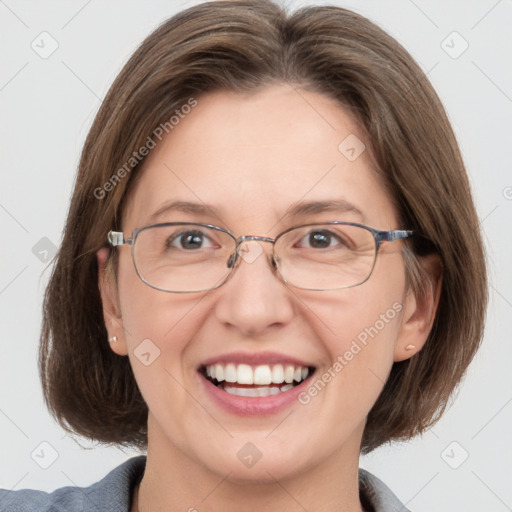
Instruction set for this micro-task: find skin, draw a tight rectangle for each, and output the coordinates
[97,84,441,512]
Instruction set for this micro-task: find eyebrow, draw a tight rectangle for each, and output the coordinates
[284,199,365,221]
[147,198,365,224]
[148,200,220,221]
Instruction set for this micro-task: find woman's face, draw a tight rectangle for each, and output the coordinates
[100,84,426,482]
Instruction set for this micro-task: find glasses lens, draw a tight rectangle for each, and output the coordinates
[275,224,377,290]
[133,224,235,292]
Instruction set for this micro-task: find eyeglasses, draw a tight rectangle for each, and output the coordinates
[108,222,413,293]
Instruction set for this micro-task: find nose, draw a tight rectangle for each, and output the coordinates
[213,240,295,336]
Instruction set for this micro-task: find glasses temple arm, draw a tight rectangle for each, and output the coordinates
[108,230,126,247]
[375,229,414,243]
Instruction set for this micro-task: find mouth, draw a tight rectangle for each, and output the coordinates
[199,362,316,397]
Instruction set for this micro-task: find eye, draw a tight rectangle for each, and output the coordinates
[297,229,347,249]
[166,229,214,250]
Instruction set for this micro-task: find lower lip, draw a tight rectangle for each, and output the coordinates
[198,372,313,416]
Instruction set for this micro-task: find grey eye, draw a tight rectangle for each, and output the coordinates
[167,230,213,250]
[300,230,343,249]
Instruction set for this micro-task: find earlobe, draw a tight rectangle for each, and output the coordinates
[394,253,443,362]
[97,247,128,356]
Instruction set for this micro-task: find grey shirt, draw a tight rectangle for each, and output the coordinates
[0,456,411,512]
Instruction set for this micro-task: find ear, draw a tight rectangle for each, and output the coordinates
[394,253,443,362]
[97,247,128,356]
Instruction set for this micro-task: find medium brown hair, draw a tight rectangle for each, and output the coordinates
[39,0,487,453]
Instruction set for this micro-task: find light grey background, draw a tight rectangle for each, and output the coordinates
[1,0,511,510]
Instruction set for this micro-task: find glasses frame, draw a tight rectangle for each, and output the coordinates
[108,222,414,293]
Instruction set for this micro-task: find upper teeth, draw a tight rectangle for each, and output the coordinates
[205,363,309,385]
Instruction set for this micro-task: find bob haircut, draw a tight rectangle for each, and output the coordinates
[40,0,487,453]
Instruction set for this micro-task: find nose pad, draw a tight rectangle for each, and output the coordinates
[226,243,279,274]
[236,240,264,265]
[271,254,279,270]
[227,252,237,269]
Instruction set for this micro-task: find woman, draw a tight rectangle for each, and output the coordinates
[0,1,487,511]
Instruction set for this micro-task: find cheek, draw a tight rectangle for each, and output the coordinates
[297,292,403,441]
[116,251,198,342]
[115,252,209,399]
[308,283,404,359]
[300,257,406,400]
[115,257,211,428]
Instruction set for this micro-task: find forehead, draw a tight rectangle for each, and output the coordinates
[123,85,398,233]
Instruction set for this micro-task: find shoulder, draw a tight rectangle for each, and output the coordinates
[359,469,412,512]
[0,456,146,512]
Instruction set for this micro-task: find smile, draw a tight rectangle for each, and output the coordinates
[199,354,315,415]
[197,352,317,414]
[200,362,315,398]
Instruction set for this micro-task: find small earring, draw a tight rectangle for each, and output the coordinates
[108,336,118,343]
[405,344,415,351]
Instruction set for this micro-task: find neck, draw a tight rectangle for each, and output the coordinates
[136,417,365,512]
